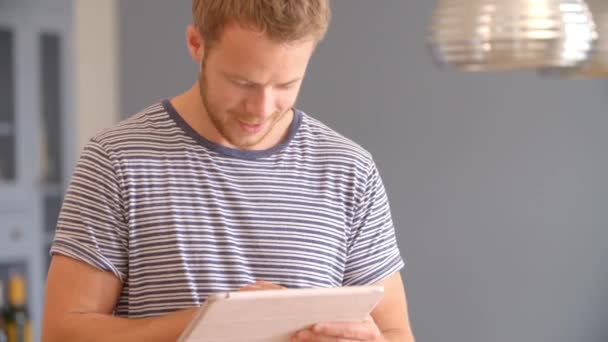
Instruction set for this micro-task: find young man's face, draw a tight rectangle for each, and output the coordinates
[198,23,315,150]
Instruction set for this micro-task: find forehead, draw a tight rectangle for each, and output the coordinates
[207,23,315,80]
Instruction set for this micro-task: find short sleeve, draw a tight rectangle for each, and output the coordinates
[343,161,404,285]
[50,138,129,281]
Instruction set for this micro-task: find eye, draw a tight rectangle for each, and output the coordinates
[277,82,297,90]
[231,79,254,88]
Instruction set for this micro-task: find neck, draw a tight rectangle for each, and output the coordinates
[169,82,294,151]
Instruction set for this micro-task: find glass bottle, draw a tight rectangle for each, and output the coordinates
[5,273,31,342]
[0,280,8,342]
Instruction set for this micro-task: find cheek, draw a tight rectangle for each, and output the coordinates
[204,75,243,109]
[276,89,300,111]
[208,88,244,113]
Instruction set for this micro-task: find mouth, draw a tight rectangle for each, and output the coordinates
[238,120,264,134]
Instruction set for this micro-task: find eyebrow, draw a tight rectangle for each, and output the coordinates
[222,71,302,87]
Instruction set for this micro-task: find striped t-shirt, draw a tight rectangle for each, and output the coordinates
[51,100,404,318]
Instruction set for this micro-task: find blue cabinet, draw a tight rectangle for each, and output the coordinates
[0,1,73,340]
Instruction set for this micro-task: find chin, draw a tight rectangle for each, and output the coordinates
[235,139,265,150]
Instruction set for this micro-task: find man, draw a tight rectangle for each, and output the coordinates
[42,1,415,341]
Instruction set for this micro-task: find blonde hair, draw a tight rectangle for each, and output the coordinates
[192,0,331,46]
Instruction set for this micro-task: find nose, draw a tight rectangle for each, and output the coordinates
[244,88,275,121]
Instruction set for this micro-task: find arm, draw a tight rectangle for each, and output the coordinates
[371,271,415,342]
[41,255,197,342]
[292,271,415,342]
[301,159,414,341]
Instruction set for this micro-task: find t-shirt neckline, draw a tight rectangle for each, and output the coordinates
[162,99,302,160]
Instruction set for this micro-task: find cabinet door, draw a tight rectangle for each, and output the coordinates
[0,28,17,184]
[0,24,26,208]
[0,9,40,210]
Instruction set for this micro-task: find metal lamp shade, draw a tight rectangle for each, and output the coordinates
[562,0,608,77]
[429,0,598,71]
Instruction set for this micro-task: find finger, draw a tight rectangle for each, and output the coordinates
[311,321,381,341]
[254,280,286,290]
[238,284,261,291]
[238,280,286,291]
[291,329,362,342]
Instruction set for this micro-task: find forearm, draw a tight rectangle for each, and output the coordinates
[381,329,415,342]
[42,307,197,342]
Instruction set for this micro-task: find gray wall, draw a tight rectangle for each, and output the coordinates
[118,0,195,115]
[119,1,608,341]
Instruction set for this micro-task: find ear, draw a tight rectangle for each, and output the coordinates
[186,25,205,63]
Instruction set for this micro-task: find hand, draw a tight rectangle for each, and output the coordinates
[238,280,286,291]
[292,316,383,342]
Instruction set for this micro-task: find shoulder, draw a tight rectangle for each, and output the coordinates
[93,102,169,143]
[85,101,185,156]
[297,110,375,170]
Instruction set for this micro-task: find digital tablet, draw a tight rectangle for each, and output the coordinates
[177,285,384,342]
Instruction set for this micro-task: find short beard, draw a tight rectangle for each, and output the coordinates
[197,54,239,146]
[197,54,289,149]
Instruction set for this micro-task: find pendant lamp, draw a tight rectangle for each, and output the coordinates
[553,0,608,77]
[428,0,598,71]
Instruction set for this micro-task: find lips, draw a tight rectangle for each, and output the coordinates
[238,120,264,134]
